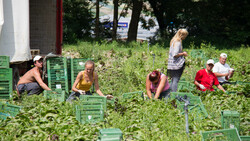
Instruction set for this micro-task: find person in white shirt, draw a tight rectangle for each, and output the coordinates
[213,53,234,85]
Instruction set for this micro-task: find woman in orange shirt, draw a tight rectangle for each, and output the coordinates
[67,60,112,102]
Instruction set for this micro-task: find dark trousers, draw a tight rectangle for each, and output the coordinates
[66,91,92,103]
[17,82,43,95]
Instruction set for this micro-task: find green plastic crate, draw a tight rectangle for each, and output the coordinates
[201,128,241,141]
[0,80,12,99]
[0,56,10,68]
[0,102,21,119]
[190,49,206,59]
[70,58,92,88]
[75,104,104,124]
[0,68,12,80]
[99,135,122,141]
[122,91,144,99]
[100,128,123,136]
[182,103,208,120]
[80,95,107,111]
[99,128,123,141]
[221,111,240,132]
[170,92,194,100]
[44,90,66,102]
[240,136,250,141]
[47,57,69,92]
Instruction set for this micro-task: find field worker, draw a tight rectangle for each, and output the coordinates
[146,70,171,100]
[213,53,235,85]
[194,59,226,92]
[67,60,113,102]
[17,55,51,97]
[167,29,188,92]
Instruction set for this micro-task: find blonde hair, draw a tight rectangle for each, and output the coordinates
[85,60,95,70]
[170,29,189,47]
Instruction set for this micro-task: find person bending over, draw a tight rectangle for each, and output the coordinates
[146,70,171,100]
[67,60,112,102]
[17,55,51,96]
[194,59,225,92]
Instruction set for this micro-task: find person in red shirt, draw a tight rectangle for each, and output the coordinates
[194,59,225,92]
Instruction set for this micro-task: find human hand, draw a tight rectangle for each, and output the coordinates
[199,84,206,90]
[106,95,113,100]
[183,52,188,57]
[78,90,85,95]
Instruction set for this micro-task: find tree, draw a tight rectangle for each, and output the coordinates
[63,0,93,43]
[127,0,143,42]
[112,0,119,40]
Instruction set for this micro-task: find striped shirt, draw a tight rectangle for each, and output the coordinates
[167,41,185,70]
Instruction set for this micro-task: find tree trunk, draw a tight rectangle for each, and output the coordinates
[148,0,167,36]
[127,0,143,42]
[112,0,118,40]
[95,0,100,38]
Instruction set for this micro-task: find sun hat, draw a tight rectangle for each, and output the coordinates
[220,53,227,58]
[207,59,214,65]
[33,55,42,62]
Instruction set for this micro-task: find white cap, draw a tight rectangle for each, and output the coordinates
[33,55,42,62]
[220,53,227,58]
[207,59,214,65]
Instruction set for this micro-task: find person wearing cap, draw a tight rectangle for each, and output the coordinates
[66,60,113,103]
[17,55,51,96]
[213,53,234,85]
[194,59,226,92]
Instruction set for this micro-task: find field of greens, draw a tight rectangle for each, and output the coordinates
[0,41,249,140]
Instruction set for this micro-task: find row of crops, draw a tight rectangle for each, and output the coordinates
[0,41,249,140]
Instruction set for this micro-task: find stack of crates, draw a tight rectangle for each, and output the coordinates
[75,101,104,124]
[122,91,144,99]
[0,56,12,99]
[0,102,21,120]
[171,92,208,119]
[70,58,91,88]
[47,57,69,93]
[201,128,241,141]
[98,128,123,141]
[44,90,66,102]
[221,111,240,132]
[80,95,107,111]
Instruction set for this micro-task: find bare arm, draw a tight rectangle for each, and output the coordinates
[214,72,229,77]
[94,73,105,96]
[33,70,51,91]
[146,74,152,99]
[194,80,200,87]
[216,84,226,92]
[154,76,167,99]
[72,71,83,92]
[174,52,188,58]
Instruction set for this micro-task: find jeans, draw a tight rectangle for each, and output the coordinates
[151,89,171,103]
[66,91,92,103]
[168,65,185,92]
[17,82,43,95]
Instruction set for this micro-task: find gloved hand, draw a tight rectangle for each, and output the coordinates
[78,90,86,95]
[199,84,206,90]
[106,95,113,100]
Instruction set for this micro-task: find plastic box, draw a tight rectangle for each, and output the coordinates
[99,128,123,141]
[221,111,240,132]
[0,56,10,68]
[0,68,13,99]
[201,128,241,141]
[47,57,69,92]
[0,102,21,119]
[80,95,107,111]
[122,91,144,99]
[44,90,66,102]
[75,104,104,124]
[240,136,250,141]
